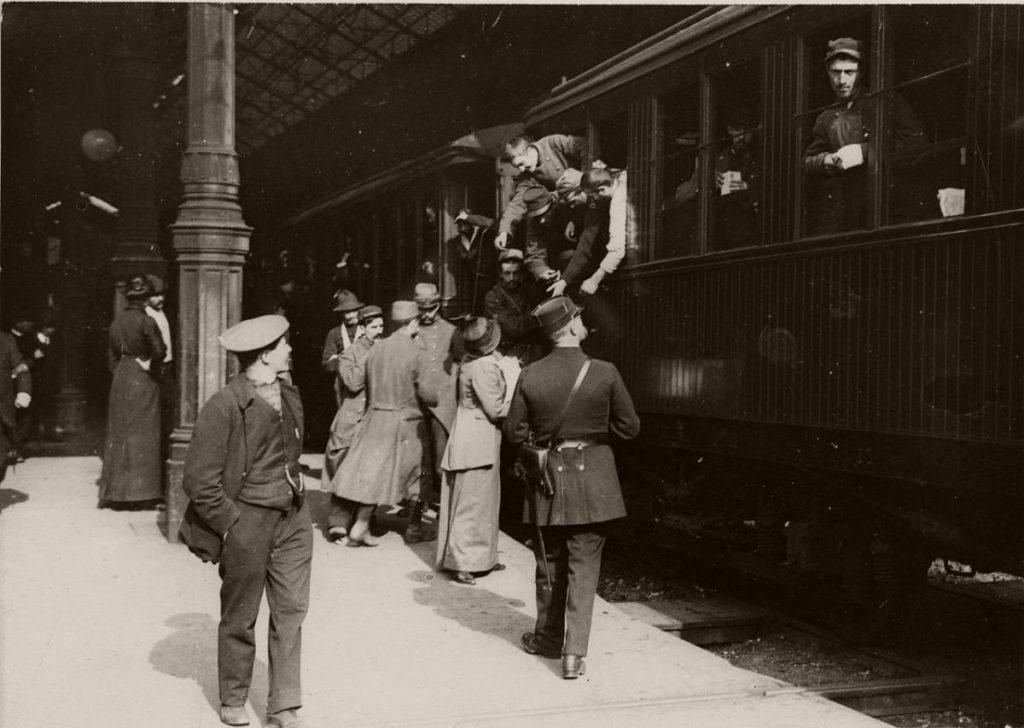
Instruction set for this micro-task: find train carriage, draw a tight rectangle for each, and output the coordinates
[524,6,1023,589]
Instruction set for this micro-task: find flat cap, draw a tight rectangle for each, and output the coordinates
[498,248,524,264]
[532,295,581,336]
[391,300,419,324]
[825,37,862,62]
[358,304,384,323]
[219,315,289,353]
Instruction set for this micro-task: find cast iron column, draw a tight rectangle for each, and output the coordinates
[165,4,251,542]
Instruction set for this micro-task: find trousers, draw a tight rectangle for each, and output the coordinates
[218,499,312,713]
[531,523,608,657]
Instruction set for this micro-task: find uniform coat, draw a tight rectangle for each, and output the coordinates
[0,332,31,473]
[322,334,373,488]
[505,347,640,525]
[483,282,543,365]
[437,354,509,572]
[332,331,438,506]
[504,345,640,658]
[98,302,166,505]
[180,373,311,716]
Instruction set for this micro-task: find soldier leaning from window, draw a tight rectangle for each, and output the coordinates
[495,134,587,276]
[803,37,932,234]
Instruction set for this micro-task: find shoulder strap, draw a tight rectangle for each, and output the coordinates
[550,359,590,442]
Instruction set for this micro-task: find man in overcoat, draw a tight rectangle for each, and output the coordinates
[180,315,311,728]
[409,283,460,543]
[505,296,640,680]
[0,330,31,482]
[321,289,364,407]
[331,301,439,546]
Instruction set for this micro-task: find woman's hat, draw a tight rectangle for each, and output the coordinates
[462,317,501,356]
[333,289,364,313]
[358,304,383,323]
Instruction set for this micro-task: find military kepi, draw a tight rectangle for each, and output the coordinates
[532,295,581,336]
[219,315,289,352]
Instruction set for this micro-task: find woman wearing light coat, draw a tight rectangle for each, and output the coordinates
[438,317,510,585]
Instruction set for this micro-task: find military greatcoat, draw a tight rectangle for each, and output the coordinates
[322,334,374,489]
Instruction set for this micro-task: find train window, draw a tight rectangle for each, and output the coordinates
[592,111,628,170]
[799,14,873,237]
[657,83,701,258]
[709,58,763,251]
[881,6,970,224]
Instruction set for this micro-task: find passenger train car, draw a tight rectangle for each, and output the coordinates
[523,6,1022,596]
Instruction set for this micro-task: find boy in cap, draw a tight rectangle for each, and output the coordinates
[803,37,929,233]
[505,296,640,680]
[180,315,311,728]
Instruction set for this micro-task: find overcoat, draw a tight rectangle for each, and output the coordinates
[331,331,438,506]
[98,303,166,505]
[504,346,640,526]
[441,354,508,472]
[179,374,305,563]
[416,317,459,433]
[323,334,373,491]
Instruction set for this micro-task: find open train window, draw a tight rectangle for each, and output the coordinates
[709,57,763,251]
[881,6,971,223]
[798,13,874,237]
[657,83,701,259]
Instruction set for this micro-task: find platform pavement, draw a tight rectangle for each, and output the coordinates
[0,456,887,728]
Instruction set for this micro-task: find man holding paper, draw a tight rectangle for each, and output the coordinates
[803,37,930,234]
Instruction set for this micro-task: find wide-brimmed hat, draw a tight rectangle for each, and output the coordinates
[333,289,364,313]
[219,315,289,353]
[414,282,441,310]
[825,37,861,63]
[532,295,582,336]
[391,300,419,324]
[125,274,154,301]
[358,304,384,323]
[462,317,501,357]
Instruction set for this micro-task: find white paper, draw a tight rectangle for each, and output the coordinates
[937,188,965,217]
[835,143,864,169]
[496,354,522,405]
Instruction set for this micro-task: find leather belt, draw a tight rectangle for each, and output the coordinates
[551,436,607,451]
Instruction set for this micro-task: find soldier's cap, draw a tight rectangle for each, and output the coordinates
[462,316,501,357]
[555,168,583,199]
[523,184,554,218]
[532,295,582,336]
[498,248,524,264]
[358,304,383,323]
[391,300,419,324]
[825,37,862,63]
[414,282,441,309]
[333,289,364,312]
[219,315,289,353]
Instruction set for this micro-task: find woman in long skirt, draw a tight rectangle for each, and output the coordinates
[98,275,167,509]
[438,317,509,585]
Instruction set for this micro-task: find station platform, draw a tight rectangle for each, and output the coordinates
[0,456,887,728]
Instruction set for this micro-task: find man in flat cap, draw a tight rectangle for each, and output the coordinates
[408,283,461,543]
[483,248,543,367]
[331,301,439,546]
[180,315,311,728]
[322,289,364,407]
[803,37,930,234]
[505,296,640,680]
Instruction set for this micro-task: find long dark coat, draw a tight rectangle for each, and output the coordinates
[179,374,305,563]
[0,332,31,471]
[504,346,640,525]
[98,303,166,505]
[331,331,438,506]
[323,334,373,491]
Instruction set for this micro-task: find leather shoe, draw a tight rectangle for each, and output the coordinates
[453,571,476,585]
[403,523,437,543]
[346,534,379,547]
[562,655,586,679]
[219,704,249,726]
[267,708,303,728]
[521,632,560,659]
